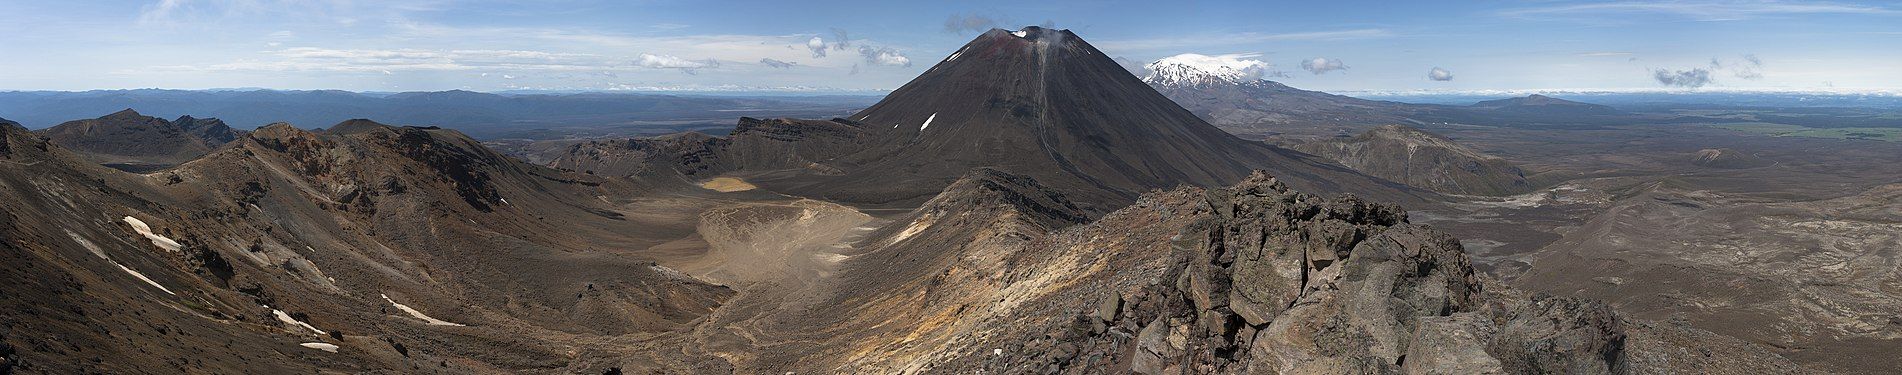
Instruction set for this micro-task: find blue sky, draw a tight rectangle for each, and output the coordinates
[0,0,1897,93]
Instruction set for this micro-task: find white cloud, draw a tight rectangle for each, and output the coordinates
[1652,54,1765,87]
[634,53,718,74]
[154,48,620,73]
[1729,54,1765,79]
[759,58,797,69]
[858,46,911,67]
[136,0,448,26]
[1504,1,1897,22]
[830,28,851,50]
[1300,57,1348,75]
[1114,56,1152,77]
[136,0,189,24]
[1428,67,1454,81]
[385,22,832,67]
[806,36,828,57]
[1096,29,1391,52]
[1143,53,1278,84]
[1654,68,1713,88]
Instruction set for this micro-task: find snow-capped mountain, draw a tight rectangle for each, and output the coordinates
[1140,55,1629,141]
[1141,53,1274,87]
[1141,53,1432,139]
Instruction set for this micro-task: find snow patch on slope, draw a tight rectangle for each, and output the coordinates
[273,308,327,335]
[382,294,466,326]
[299,342,339,352]
[67,230,109,259]
[114,263,175,295]
[921,113,938,130]
[122,215,182,252]
[1142,53,1274,87]
[67,230,175,295]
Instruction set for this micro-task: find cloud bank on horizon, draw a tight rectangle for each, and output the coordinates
[0,0,1896,93]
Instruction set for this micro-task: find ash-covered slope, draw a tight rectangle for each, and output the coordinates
[1293,125,1535,196]
[1515,179,1902,373]
[33,109,244,170]
[0,119,731,373]
[596,26,1431,214]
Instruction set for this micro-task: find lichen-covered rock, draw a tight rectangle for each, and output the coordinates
[1246,223,1480,373]
[1404,314,1504,375]
[1482,294,1626,374]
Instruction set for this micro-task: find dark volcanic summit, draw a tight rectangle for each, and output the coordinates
[734,26,1429,213]
[34,109,243,170]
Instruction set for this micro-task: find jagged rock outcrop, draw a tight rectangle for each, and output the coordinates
[1293,125,1534,196]
[0,118,20,157]
[823,171,1804,374]
[717,117,870,174]
[551,132,729,178]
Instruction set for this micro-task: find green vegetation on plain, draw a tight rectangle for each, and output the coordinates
[1707,122,1902,141]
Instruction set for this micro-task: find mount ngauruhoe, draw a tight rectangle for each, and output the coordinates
[556,26,1433,214]
[0,27,1807,374]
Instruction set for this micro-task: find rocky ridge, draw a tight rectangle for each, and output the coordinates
[736,168,1811,374]
[34,109,244,170]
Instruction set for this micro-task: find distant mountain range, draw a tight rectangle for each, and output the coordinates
[1137,59,1633,138]
[0,89,879,139]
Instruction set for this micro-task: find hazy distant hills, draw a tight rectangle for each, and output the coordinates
[0,89,879,139]
[1468,94,1620,115]
[1139,61,1641,137]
